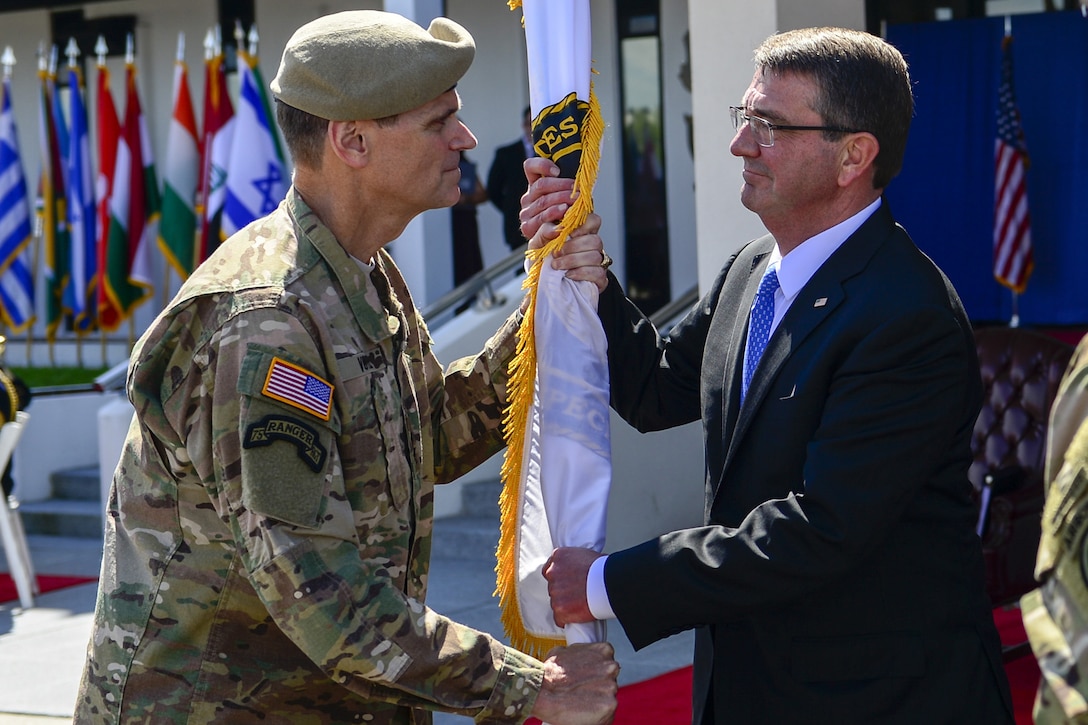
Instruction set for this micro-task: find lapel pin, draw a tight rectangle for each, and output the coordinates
[814,297,828,308]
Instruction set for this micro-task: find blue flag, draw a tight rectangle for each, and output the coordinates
[222,52,286,236]
[63,65,96,331]
[0,76,35,332]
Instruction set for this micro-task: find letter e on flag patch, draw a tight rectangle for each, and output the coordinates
[262,357,334,421]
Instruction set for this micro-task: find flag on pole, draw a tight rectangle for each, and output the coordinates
[496,0,610,658]
[222,39,287,237]
[93,54,122,329]
[63,55,97,333]
[37,50,70,342]
[0,72,36,332]
[46,51,74,337]
[159,39,199,280]
[101,57,158,330]
[993,33,1033,294]
[196,37,234,263]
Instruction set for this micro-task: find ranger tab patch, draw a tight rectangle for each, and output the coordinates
[244,414,328,473]
[263,357,334,420]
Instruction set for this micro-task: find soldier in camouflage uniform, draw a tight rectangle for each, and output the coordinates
[74,11,617,725]
[1023,334,1088,723]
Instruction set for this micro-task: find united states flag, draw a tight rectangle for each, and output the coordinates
[263,358,333,420]
[993,34,1033,294]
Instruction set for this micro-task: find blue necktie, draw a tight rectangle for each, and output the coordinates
[742,266,780,400]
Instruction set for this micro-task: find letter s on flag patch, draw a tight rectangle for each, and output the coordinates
[262,357,334,420]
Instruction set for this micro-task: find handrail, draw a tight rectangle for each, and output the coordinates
[421,246,526,321]
[650,284,699,332]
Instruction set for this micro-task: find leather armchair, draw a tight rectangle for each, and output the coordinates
[970,326,1075,608]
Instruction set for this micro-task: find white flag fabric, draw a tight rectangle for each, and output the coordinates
[222,52,286,237]
[497,0,611,657]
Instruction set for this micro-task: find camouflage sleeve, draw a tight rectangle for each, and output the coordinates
[1024,338,1088,722]
[430,308,524,483]
[179,305,543,721]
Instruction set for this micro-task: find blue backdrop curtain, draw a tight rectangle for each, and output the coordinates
[885,11,1088,327]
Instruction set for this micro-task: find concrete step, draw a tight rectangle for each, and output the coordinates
[431,479,503,562]
[50,465,100,502]
[17,498,102,539]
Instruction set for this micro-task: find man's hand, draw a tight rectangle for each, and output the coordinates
[518,157,611,294]
[530,642,619,725]
[520,157,574,241]
[543,547,603,626]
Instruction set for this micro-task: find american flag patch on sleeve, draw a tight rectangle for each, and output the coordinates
[262,357,334,421]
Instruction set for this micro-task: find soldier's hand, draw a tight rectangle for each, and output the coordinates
[530,642,619,725]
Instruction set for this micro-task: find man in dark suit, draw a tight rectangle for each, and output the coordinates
[530,27,1014,723]
[487,106,533,251]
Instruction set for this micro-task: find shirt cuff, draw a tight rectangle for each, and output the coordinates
[586,555,616,620]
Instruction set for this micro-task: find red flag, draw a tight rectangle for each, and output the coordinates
[101,63,157,331]
[993,35,1032,294]
[196,53,234,263]
[94,63,122,327]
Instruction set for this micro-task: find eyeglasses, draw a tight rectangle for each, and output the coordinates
[729,106,863,148]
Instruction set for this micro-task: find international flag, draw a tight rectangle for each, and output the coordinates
[497,0,610,658]
[222,43,287,237]
[42,53,71,340]
[196,45,234,263]
[993,34,1033,294]
[93,59,122,329]
[159,43,199,280]
[63,61,97,332]
[101,60,158,330]
[0,74,36,332]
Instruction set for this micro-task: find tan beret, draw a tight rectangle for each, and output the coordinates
[270,10,475,121]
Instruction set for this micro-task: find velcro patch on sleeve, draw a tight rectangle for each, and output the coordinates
[244,415,328,473]
[262,356,334,420]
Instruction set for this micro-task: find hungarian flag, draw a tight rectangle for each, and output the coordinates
[159,43,200,280]
[222,39,287,237]
[64,60,97,333]
[496,0,610,658]
[37,53,70,343]
[94,60,122,329]
[0,74,36,332]
[101,60,159,331]
[196,45,234,263]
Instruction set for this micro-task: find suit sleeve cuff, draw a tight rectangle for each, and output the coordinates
[587,555,616,620]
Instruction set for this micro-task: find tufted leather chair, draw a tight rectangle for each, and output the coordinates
[970,326,1075,609]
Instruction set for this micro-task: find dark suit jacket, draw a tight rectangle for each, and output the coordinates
[486,139,529,250]
[597,202,1013,724]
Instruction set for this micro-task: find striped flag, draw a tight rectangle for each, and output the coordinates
[101,61,158,331]
[0,75,35,332]
[222,46,287,237]
[993,34,1032,294]
[93,60,122,329]
[63,62,97,332]
[159,49,199,280]
[196,48,234,263]
[43,57,72,339]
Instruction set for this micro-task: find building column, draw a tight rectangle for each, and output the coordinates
[382,0,454,308]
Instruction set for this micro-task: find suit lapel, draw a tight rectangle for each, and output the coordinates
[712,203,896,505]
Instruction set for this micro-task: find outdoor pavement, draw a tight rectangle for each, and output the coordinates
[0,527,693,723]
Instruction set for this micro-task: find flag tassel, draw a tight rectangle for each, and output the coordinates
[495,83,604,659]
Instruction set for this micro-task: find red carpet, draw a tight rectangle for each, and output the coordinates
[529,609,1040,725]
[0,573,97,604]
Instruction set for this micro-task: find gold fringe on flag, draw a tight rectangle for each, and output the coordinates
[495,83,604,659]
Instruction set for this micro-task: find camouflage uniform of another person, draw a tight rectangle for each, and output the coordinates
[1023,333,1088,723]
[74,11,617,725]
